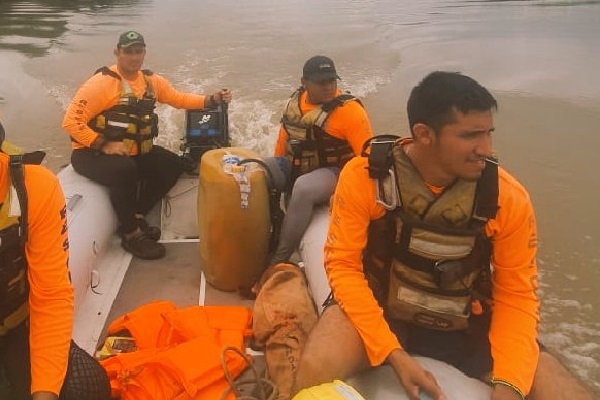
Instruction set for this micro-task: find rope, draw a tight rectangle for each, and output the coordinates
[220,346,278,400]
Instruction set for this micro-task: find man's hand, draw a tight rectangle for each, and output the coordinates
[101,141,129,156]
[491,383,524,400]
[213,88,232,104]
[32,391,59,400]
[388,349,447,400]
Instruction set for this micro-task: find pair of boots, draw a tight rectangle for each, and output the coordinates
[252,263,318,400]
[121,217,165,260]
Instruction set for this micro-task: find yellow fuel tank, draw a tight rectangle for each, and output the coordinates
[198,148,270,291]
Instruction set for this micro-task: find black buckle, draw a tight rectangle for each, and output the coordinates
[367,139,395,179]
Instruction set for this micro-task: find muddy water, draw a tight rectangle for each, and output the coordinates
[1,0,599,391]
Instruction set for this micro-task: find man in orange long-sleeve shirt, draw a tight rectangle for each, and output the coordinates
[268,55,372,267]
[0,121,109,400]
[293,72,594,399]
[62,30,232,260]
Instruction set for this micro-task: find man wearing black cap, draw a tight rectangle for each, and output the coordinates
[267,55,373,269]
[247,55,372,399]
[63,30,232,260]
[251,55,372,399]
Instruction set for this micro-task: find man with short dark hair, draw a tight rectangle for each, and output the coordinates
[292,71,595,400]
[63,30,232,260]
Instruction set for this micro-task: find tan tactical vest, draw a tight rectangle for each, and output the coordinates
[281,88,357,179]
[367,143,496,331]
[89,68,158,155]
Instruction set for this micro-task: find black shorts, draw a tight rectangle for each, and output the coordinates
[387,312,493,380]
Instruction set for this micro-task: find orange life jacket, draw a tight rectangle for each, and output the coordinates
[100,300,253,400]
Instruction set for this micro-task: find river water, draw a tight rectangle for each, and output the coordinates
[1,0,599,392]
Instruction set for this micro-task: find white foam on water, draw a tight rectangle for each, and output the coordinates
[344,73,390,99]
[227,99,282,156]
[47,84,72,111]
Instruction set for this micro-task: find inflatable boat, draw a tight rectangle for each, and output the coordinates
[59,154,491,399]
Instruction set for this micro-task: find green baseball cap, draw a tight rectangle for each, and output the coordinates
[117,31,145,48]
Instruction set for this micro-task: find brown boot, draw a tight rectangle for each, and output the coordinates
[252,263,318,400]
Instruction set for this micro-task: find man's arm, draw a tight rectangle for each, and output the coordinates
[326,100,373,156]
[151,74,207,109]
[25,165,74,396]
[486,169,541,397]
[273,126,287,157]
[62,73,119,149]
[325,157,397,364]
[325,157,446,399]
[152,74,232,110]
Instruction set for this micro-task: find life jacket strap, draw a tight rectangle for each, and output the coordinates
[364,135,400,179]
[237,158,285,253]
[94,66,121,80]
[8,155,29,247]
[474,157,499,220]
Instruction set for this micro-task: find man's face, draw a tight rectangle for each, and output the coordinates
[303,77,337,104]
[429,109,495,182]
[115,44,146,76]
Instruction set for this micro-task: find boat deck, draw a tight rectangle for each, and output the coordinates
[97,239,265,399]
[79,238,490,400]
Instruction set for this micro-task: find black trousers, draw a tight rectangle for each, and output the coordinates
[71,145,183,234]
[0,322,110,400]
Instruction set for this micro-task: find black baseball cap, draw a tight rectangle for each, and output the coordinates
[302,55,340,82]
[117,31,145,48]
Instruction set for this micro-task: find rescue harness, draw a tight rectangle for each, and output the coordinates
[282,87,362,183]
[87,67,159,155]
[363,136,498,331]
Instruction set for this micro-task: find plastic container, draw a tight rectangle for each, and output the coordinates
[292,380,366,400]
[198,148,270,291]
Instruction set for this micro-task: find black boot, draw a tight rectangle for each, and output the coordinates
[135,217,161,241]
[121,231,165,260]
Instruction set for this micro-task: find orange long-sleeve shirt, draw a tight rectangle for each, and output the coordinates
[0,152,73,396]
[273,90,372,157]
[325,154,540,395]
[62,64,207,152]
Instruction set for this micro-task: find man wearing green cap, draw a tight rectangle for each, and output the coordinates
[63,30,232,260]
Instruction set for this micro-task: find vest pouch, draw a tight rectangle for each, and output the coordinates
[94,114,107,130]
[137,97,156,110]
[408,228,475,260]
[386,260,471,331]
[126,121,137,134]
[297,151,320,175]
[139,140,153,155]
[287,144,319,179]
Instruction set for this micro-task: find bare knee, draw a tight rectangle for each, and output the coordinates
[529,350,596,400]
[293,305,370,394]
